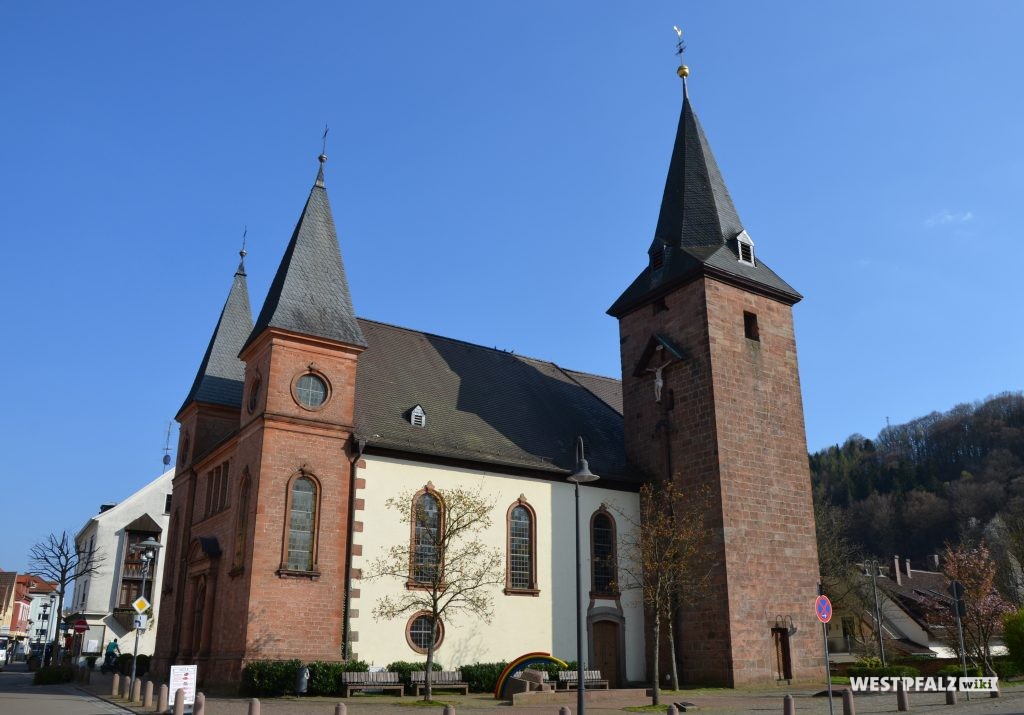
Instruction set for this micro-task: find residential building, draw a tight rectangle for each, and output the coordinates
[67,469,173,661]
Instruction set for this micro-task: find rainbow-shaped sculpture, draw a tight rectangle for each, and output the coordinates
[493,652,569,700]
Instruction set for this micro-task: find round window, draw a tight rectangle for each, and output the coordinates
[295,374,328,408]
[407,613,443,653]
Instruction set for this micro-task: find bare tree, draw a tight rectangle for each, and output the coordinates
[28,530,104,665]
[613,481,711,706]
[365,485,502,701]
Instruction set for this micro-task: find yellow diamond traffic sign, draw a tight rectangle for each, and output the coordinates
[132,597,151,614]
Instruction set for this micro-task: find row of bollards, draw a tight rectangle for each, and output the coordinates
[109,672,197,713]
[781,681,1000,712]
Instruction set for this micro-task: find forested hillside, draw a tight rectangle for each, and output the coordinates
[810,392,1024,559]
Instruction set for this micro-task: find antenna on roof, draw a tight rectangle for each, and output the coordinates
[673,25,689,95]
[162,420,174,470]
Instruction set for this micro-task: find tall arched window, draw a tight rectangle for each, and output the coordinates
[233,473,251,570]
[286,476,317,571]
[191,576,206,655]
[506,500,537,594]
[412,492,441,584]
[591,510,617,595]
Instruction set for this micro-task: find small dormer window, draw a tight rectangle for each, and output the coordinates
[736,230,755,266]
[410,405,426,428]
[651,246,665,270]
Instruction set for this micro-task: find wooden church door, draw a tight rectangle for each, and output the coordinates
[592,620,620,686]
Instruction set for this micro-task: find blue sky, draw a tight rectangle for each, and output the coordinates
[2,2,1021,572]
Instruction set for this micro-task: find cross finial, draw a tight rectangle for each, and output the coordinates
[237,225,248,276]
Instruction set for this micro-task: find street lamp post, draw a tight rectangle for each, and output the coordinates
[129,537,163,693]
[567,436,599,715]
[865,560,886,667]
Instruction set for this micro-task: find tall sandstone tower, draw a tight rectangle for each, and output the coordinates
[608,69,822,686]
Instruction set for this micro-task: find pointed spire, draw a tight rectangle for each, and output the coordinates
[180,254,255,414]
[607,51,801,317]
[243,153,366,352]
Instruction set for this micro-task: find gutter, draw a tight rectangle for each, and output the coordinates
[342,436,367,659]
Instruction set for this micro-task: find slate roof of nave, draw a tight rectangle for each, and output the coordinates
[353,318,632,485]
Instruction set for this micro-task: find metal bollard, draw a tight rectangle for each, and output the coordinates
[173,688,185,715]
[991,687,1000,698]
[842,688,855,715]
[132,677,142,702]
[112,673,120,697]
[945,689,956,705]
[144,680,154,708]
[158,683,169,712]
[123,675,132,700]
[443,706,455,715]
[896,679,909,711]
[194,692,206,715]
[667,706,679,715]
[783,693,795,715]
[335,704,347,715]
[558,707,571,715]
[248,697,261,715]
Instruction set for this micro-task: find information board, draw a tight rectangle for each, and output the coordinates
[168,664,198,712]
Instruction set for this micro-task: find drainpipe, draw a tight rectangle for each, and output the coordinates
[342,436,367,659]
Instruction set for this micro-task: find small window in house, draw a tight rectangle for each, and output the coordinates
[410,405,426,428]
[164,494,173,513]
[744,311,760,342]
[651,246,665,270]
[652,297,668,315]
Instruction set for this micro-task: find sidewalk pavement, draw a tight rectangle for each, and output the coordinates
[75,669,1024,714]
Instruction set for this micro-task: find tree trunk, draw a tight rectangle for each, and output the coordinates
[667,606,680,691]
[652,609,661,705]
[423,612,436,701]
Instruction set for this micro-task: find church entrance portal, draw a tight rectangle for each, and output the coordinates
[592,620,620,687]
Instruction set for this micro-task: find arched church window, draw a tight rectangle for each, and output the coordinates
[591,510,617,595]
[412,492,441,584]
[506,500,537,594]
[286,477,317,571]
[191,576,206,655]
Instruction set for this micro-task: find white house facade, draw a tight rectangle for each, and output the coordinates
[68,468,173,662]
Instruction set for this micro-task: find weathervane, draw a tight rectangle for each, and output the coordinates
[237,225,248,275]
[320,124,329,163]
[673,25,690,87]
[162,421,173,469]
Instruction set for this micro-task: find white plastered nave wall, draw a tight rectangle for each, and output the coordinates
[351,454,645,681]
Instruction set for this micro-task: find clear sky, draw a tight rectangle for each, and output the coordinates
[2,2,1021,572]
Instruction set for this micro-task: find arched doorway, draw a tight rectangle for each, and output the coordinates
[592,620,621,687]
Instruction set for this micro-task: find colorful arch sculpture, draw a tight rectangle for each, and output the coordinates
[494,652,569,699]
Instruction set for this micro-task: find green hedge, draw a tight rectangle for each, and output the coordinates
[993,657,1022,679]
[460,662,508,693]
[847,665,921,678]
[305,660,369,696]
[385,660,442,685]
[242,659,302,697]
[33,665,74,685]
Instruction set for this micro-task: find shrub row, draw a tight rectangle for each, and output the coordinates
[33,665,74,685]
[460,662,507,693]
[384,661,442,686]
[847,665,921,678]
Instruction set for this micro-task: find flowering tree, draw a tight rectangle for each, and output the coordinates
[927,542,1012,674]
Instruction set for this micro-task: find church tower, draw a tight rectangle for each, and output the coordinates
[609,60,822,685]
[232,152,364,668]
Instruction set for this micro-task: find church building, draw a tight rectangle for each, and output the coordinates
[153,60,822,688]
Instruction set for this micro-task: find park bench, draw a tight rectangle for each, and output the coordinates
[557,669,609,690]
[411,670,469,695]
[339,670,404,696]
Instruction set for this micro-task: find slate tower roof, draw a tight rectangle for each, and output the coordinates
[179,254,254,413]
[608,90,801,317]
[243,157,366,351]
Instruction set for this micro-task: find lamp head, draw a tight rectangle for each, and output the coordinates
[568,457,600,484]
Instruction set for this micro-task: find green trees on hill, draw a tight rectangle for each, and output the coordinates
[810,392,1024,560]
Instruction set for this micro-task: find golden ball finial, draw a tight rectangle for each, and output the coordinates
[677,64,690,78]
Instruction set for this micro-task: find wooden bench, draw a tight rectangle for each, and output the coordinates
[557,669,609,690]
[339,671,404,696]
[410,670,469,695]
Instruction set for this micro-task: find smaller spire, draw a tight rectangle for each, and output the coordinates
[316,124,329,187]
[237,225,248,276]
